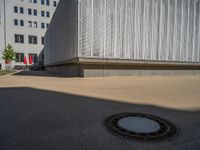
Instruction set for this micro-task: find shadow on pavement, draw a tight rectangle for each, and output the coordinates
[0,87,199,150]
[13,71,67,78]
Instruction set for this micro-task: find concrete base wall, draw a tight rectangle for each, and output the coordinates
[84,69,200,77]
[46,64,84,77]
[45,58,200,77]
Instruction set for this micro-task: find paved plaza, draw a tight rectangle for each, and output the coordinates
[0,71,200,150]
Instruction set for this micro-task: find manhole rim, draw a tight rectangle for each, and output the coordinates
[103,112,177,141]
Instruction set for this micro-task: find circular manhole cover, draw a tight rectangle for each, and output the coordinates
[104,113,176,141]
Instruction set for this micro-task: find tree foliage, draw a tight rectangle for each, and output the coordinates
[1,44,16,64]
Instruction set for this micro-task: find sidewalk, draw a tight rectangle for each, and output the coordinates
[0,71,199,150]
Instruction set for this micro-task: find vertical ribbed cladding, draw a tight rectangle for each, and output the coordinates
[44,0,79,66]
[78,0,200,63]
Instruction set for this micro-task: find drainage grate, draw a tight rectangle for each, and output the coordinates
[104,113,176,141]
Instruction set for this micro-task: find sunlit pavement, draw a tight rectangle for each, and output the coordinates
[0,71,200,150]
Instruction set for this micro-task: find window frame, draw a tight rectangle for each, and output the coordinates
[15,53,24,63]
[28,35,38,44]
[53,1,57,7]
[14,19,18,26]
[28,8,32,15]
[46,11,50,17]
[20,20,24,26]
[15,34,24,44]
[14,6,18,13]
[20,7,24,14]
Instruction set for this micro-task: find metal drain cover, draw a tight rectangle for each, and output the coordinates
[104,113,176,141]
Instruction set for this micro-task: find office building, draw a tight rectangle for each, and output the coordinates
[0,0,59,69]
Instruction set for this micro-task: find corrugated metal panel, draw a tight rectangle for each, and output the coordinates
[78,0,200,62]
[44,0,78,66]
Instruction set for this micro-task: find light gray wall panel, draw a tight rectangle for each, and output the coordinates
[78,0,200,63]
[45,0,78,65]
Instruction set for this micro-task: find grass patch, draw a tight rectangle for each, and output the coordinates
[0,70,15,76]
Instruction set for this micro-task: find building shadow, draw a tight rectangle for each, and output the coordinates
[0,87,199,150]
[13,70,68,78]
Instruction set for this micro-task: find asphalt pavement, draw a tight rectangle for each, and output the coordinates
[0,72,199,150]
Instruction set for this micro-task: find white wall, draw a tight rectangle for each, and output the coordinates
[78,0,200,63]
[45,0,200,66]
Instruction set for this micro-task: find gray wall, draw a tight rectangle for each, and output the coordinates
[44,0,78,66]
[78,0,200,62]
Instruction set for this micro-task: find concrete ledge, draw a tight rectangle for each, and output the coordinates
[45,58,200,67]
[45,58,200,77]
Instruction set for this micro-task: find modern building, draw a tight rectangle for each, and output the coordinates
[45,0,200,77]
[0,0,59,69]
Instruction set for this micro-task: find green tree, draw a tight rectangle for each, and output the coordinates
[1,44,16,70]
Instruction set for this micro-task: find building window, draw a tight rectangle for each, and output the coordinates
[41,23,45,29]
[15,53,24,62]
[15,34,24,43]
[28,9,32,15]
[29,0,32,3]
[33,22,37,28]
[20,20,24,26]
[46,11,50,17]
[14,19,18,26]
[41,11,45,17]
[20,7,24,14]
[41,0,44,5]
[29,35,37,44]
[28,21,32,27]
[34,9,37,16]
[53,1,57,7]
[14,6,18,13]
[41,37,44,45]
[33,0,37,4]
[29,53,38,63]
[46,23,49,29]
[46,0,49,6]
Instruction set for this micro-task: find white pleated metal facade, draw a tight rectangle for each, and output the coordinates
[78,0,200,62]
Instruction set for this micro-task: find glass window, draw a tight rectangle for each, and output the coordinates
[29,53,38,63]
[20,20,24,26]
[34,9,37,16]
[46,0,49,6]
[41,37,44,45]
[46,11,50,17]
[33,0,37,4]
[15,34,24,43]
[14,6,18,13]
[28,21,32,27]
[53,1,57,7]
[46,23,49,29]
[41,23,45,29]
[34,22,37,28]
[41,0,44,5]
[15,53,24,62]
[14,19,18,26]
[41,11,45,17]
[29,35,38,44]
[20,7,24,14]
[28,9,32,15]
